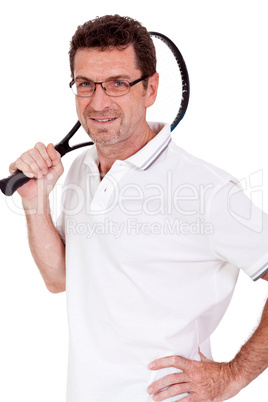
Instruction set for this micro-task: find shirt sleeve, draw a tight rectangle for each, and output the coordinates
[207,180,268,281]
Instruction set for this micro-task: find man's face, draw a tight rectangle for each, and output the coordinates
[73,45,158,146]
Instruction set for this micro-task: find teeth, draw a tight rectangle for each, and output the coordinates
[95,118,114,122]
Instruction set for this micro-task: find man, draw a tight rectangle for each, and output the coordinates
[9,14,268,402]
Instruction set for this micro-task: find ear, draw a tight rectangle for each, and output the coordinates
[145,72,159,108]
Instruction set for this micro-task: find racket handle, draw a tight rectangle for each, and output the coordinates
[0,170,32,196]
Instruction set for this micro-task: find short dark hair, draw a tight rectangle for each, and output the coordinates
[69,14,156,85]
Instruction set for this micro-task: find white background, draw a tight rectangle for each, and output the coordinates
[0,0,267,401]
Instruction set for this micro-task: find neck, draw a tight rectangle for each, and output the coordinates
[96,123,156,178]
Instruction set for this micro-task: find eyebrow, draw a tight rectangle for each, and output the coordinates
[74,74,132,82]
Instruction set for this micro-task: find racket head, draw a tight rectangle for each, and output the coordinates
[147,32,190,131]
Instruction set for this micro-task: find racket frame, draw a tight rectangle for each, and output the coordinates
[149,31,190,131]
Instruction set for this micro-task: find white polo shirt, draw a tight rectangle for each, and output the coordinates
[57,122,268,402]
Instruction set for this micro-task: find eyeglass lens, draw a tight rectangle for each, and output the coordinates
[73,80,130,97]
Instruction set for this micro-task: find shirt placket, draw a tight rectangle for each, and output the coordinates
[88,161,130,214]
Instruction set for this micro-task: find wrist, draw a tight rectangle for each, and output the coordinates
[228,356,253,390]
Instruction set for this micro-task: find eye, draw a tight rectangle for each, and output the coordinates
[105,80,130,96]
[106,80,129,88]
[108,80,129,91]
[77,81,93,88]
[75,81,95,95]
[114,81,126,87]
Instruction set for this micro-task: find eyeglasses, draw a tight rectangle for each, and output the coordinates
[69,75,148,97]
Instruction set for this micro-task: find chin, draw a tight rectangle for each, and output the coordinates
[88,130,121,146]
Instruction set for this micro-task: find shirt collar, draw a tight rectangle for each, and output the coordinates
[83,144,99,172]
[126,122,171,170]
[83,122,171,171]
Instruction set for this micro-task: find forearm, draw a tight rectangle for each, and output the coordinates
[231,298,268,388]
[23,196,66,293]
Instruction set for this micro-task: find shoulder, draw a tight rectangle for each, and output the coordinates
[167,140,238,188]
[69,147,93,168]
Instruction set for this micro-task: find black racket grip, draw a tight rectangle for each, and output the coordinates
[0,170,32,196]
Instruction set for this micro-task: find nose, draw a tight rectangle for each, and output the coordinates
[89,82,113,111]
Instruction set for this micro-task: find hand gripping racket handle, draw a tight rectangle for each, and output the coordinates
[0,121,92,196]
[0,142,64,196]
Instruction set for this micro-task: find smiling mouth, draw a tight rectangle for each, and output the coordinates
[91,117,117,123]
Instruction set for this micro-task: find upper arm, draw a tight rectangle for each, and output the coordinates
[261,271,268,281]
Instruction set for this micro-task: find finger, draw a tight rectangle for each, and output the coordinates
[198,348,211,363]
[9,160,20,175]
[151,383,192,401]
[20,148,48,178]
[175,394,197,402]
[9,159,35,178]
[149,355,192,371]
[47,143,62,165]
[35,142,52,167]
[9,153,40,178]
[9,142,49,176]
[148,372,188,395]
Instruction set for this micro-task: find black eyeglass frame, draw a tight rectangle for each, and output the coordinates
[69,75,149,97]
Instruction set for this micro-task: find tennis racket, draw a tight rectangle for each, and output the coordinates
[0,32,190,196]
